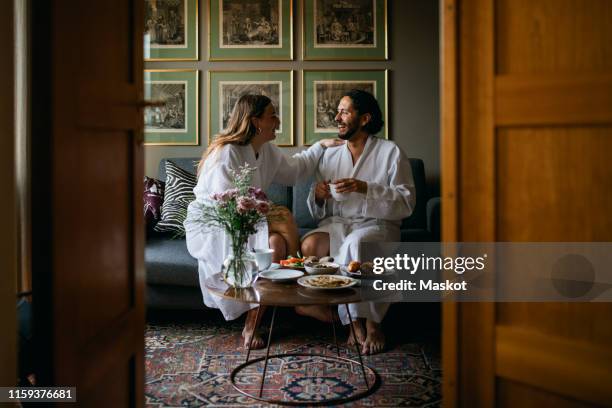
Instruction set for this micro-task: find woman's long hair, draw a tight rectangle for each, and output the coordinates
[198,94,272,174]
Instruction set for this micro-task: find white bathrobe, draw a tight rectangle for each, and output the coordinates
[185,142,325,320]
[305,136,416,324]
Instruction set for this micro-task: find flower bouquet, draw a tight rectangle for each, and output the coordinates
[199,163,271,288]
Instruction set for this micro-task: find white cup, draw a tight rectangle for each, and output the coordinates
[251,248,275,271]
[329,183,349,201]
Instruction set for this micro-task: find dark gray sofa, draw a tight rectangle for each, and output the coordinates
[146,157,441,310]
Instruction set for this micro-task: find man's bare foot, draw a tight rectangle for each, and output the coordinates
[295,305,337,323]
[362,320,385,355]
[346,319,366,347]
[242,307,266,350]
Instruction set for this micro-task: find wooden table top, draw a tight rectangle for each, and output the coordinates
[204,272,396,306]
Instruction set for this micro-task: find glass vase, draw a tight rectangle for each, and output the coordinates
[222,241,258,288]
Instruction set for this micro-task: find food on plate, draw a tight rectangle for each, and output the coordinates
[313,262,337,269]
[347,261,361,272]
[360,262,375,276]
[319,256,334,263]
[305,255,319,263]
[306,275,352,288]
[279,256,305,268]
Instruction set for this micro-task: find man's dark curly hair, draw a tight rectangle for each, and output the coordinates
[342,89,384,135]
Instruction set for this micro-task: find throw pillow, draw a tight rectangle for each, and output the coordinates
[143,176,165,231]
[154,160,197,234]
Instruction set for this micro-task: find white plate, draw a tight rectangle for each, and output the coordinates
[341,266,395,279]
[297,275,358,290]
[258,269,304,282]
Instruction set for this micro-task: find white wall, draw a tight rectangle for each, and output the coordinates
[144,0,440,196]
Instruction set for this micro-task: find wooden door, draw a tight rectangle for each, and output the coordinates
[31,1,145,406]
[442,0,612,406]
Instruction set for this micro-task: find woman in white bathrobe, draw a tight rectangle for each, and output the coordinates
[184,94,342,348]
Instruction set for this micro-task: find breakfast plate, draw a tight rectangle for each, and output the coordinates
[341,266,395,279]
[297,275,358,290]
[258,269,304,282]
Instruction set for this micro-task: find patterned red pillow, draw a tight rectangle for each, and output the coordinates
[144,176,165,230]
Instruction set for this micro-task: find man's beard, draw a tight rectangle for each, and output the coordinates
[338,122,359,140]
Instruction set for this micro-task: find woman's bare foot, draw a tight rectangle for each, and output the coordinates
[242,307,266,350]
[295,305,337,323]
[346,319,366,348]
[361,320,385,355]
[242,327,265,349]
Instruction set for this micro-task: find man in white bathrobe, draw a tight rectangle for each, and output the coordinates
[299,89,416,354]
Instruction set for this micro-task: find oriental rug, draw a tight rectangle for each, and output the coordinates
[145,312,441,407]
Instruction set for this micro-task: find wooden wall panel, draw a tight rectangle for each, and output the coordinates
[496,127,612,241]
[496,0,612,74]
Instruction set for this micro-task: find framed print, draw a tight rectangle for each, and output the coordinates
[208,70,293,146]
[144,70,199,145]
[303,70,387,145]
[303,0,387,60]
[208,0,293,60]
[144,0,198,61]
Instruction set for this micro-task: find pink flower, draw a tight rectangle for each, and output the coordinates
[256,200,270,215]
[237,196,257,213]
[248,186,268,200]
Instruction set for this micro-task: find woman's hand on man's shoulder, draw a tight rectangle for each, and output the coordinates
[319,138,346,148]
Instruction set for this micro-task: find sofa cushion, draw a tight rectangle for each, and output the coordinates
[293,177,318,229]
[265,183,291,208]
[143,176,165,231]
[146,236,199,287]
[154,160,197,234]
[401,158,428,229]
[158,158,199,180]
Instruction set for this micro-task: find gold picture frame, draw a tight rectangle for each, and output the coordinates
[144,69,199,146]
[208,0,294,61]
[302,69,388,145]
[302,0,388,61]
[208,70,294,146]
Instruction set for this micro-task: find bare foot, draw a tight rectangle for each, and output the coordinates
[346,319,366,348]
[242,327,265,350]
[242,307,266,350]
[295,305,337,323]
[362,320,385,355]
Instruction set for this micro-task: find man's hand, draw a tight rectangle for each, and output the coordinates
[332,178,368,195]
[319,138,345,148]
[314,180,332,205]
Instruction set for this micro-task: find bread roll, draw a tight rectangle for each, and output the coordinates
[360,262,374,276]
[347,261,361,272]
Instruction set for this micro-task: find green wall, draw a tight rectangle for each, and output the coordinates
[144,0,440,196]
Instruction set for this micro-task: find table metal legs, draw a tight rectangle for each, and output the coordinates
[344,303,370,389]
[258,305,277,397]
[232,304,380,406]
[329,306,341,357]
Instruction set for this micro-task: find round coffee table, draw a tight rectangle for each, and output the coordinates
[204,272,392,406]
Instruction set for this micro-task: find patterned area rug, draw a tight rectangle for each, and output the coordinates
[145,312,441,407]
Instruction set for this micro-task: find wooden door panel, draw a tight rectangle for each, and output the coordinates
[73,130,133,344]
[444,0,612,406]
[497,380,598,408]
[33,0,144,406]
[496,128,612,241]
[496,0,612,74]
[497,303,612,347]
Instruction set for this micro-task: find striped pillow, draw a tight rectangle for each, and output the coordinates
[154,160,197,234]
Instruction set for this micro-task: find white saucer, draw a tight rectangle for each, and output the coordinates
[258,269,304,282]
